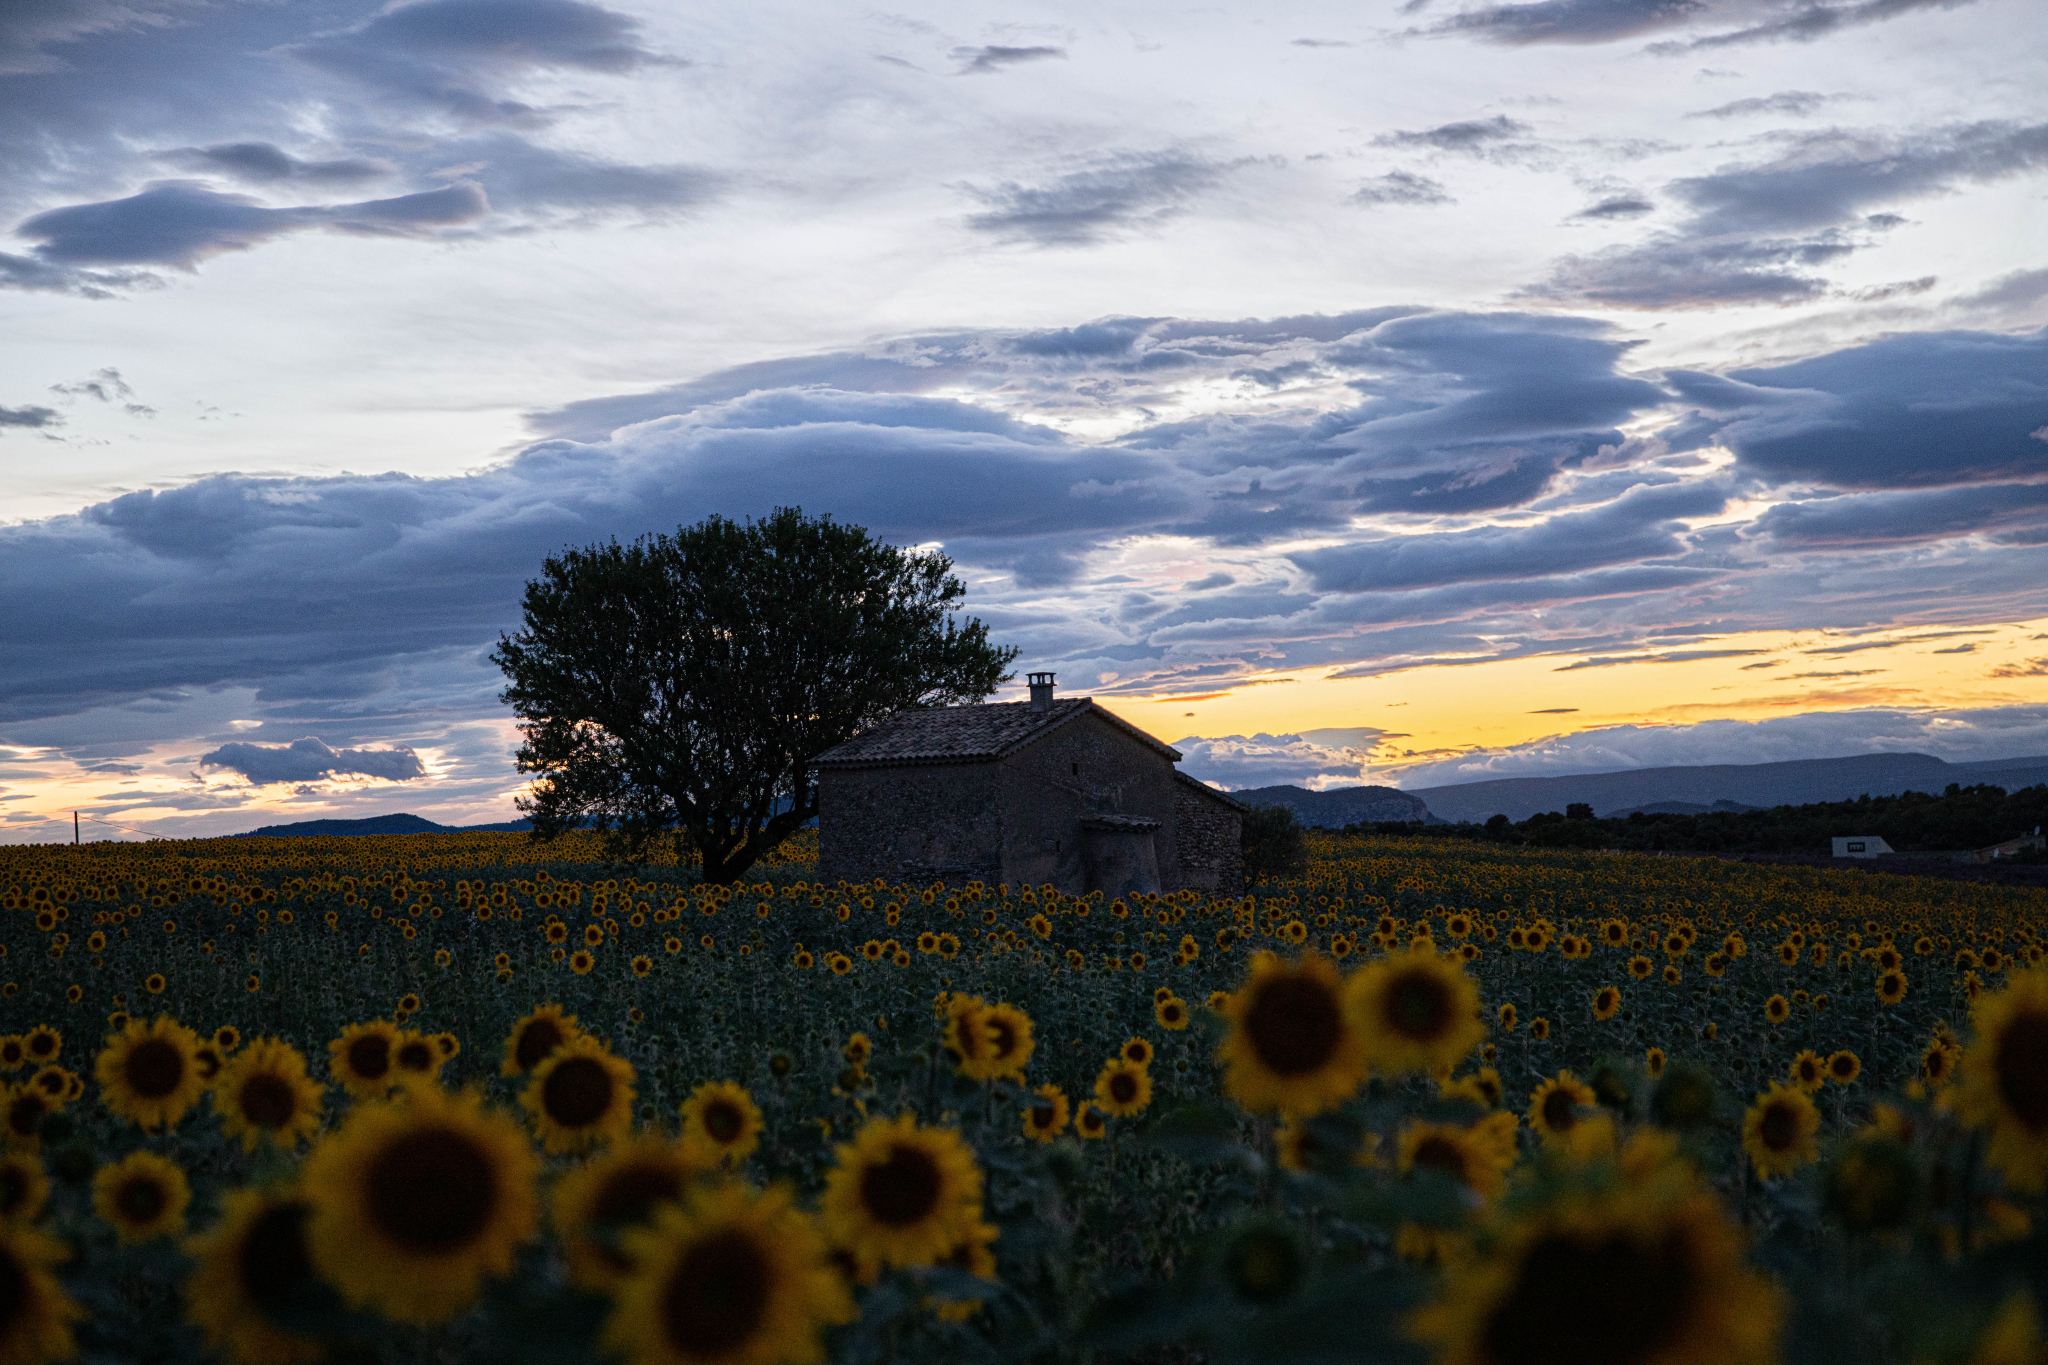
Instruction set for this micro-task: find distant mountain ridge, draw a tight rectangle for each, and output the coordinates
[1228,784,1432,827]
[235,813,534,838]
[1407,752,2048,824]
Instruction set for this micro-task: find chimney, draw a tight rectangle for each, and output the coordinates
[1027,672,1056,712]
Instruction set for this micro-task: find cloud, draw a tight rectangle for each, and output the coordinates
[1173,732,1380,790]
[167,142,395,185]
[1291,480,1725,592]
[198,735,427,784]
[1351,171,1454,206]
[961,150,1261,246]
[12,180,489,271]
[1989,657,2048,679]
[1417,0,1713,46]
[1552,646,1772,669]
[1386,702,2048,787]
[0,405,62,430]
[1754,483,2048,547]
[1667,326,2048,488]
[952,45,1066,73]
[1686,91,1836,119]
[291,0,670,127]
[1371,116,1531,155]
[0,0,217,76]
[1653,0,1980,51]
[1571,194,1655,220]
[1524,228,1858,307]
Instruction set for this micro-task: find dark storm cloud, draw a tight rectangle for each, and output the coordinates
[198,736,426,785]
[1667,326,2048,488]
[0,250,155,299]
[1371,116,1530,154]
[14,180,488,269]
[1350,172,1454,206]
[961,150,1261,246]
[952,45,1066,72]
[1753,482,2048,546]
[167,142,394,185]
[1686,91,1835,119]
[291,0,670,127]
[1290,480,1726,593]
[0,406,62,430]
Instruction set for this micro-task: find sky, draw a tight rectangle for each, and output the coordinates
[2,0,2046,840]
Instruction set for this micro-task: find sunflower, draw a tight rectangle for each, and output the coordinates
[819,1114,983,1271]
[1742,1083,1821,1179]
[302,1084,541,1324]
[96,1015,207,1131]
[1788,1050,1825,1092]
[213,1024,241,1053]
[1589,986,1622,1022]
[433,1033,460,1061]
[1646,1048,1667,1079]
[93,1149,191,1243]
[570,950,596,975]
[1347,949,1487,1074]
[680,1081,764,1163]
[1763,994,1791,1025]
[21,1029,58,1067]
[929,1219,1001,1323]
[1949,969,2048,1191]
[1094,1058,1153,1119]
[328,1020,403,1100]
[602,1179,854,1365]
[1410,1174,1782,1365]
[0,1222,80,1364]
[1876,970,1908,1005]
[195,1046,225,1088]
[1398,1116,1498,1197]
[1120,1037,1154,1068]
[940,995,1000,1081]
[1022,1085,1069,1142]
[0,1152,48,1225]
[393,1032,444,1085]
[552,1135,709,1292]
[183,1186,325,1365]
[502,1003,581,1077]
[217,1039,324,1151]
[0,1039,21,1072]
[522,1035,636,1155]
[1155,995,1190,1031]
[1499,1004,1518,1034]
[1527,1071,1597,1145]
[1075,1103,1107,1139]
[982,1003,1035,1081]
[1218,953,1366,1116]
[1530,1018,1551,1041]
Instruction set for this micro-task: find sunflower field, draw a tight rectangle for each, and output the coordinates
[1,828,2046,1365]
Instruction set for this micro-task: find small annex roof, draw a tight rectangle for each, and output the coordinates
[813,697,1183,769]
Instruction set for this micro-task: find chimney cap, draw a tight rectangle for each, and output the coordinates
[1027,671,1055,686]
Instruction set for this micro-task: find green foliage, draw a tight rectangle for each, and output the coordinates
[1240,803,1308,886]
[492,507,1017,882]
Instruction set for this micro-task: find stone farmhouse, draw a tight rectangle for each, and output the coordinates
[813,674,1244,896]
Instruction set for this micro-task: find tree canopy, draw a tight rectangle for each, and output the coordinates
[492,508,1016,882]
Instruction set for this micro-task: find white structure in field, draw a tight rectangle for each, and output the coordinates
[1832,836,1893,858]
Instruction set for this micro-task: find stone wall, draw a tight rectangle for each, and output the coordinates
[816,762,1002,886]
[997,710,1186,893]
[1174,777,1243,892]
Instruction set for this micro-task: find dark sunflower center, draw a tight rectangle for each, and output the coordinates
[1831,1057,1855,1078]
[1030,1104,1056,1129]
[1110,1073,1139,1105]
[1411,1134,1468,1182]
[860,1143,942,1226]
[543,1058,615,1129]
[5,1094,44,1140]
[1481,1226,1697,1365]
[1163,1004,1184,1024]
[347,1035,392,1080]
[116,1175,167,1224]
[125,1037,186,1099]
[196,1051,222,1081]
[989,1020,1017,1060]
[0,1247,24,1335]
[515,1020,565,1072]
[239,1204,313,1309]
[593,1164,686,1228]
[1243,975,1343,1077]
[397,1042,434,1071]
[702,1100,745,1145]
[1541,1088,1578,1132]
[365,1127,497,1253]
[1759,1102,1800,1151]
[662,1227,770,1358]
[240,1073,298,1129]
[1993,1008,2048,1131]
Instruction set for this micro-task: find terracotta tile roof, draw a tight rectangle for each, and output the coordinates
[813,698,1182,768]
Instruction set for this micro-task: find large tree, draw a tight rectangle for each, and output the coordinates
[492,508,1016,882]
